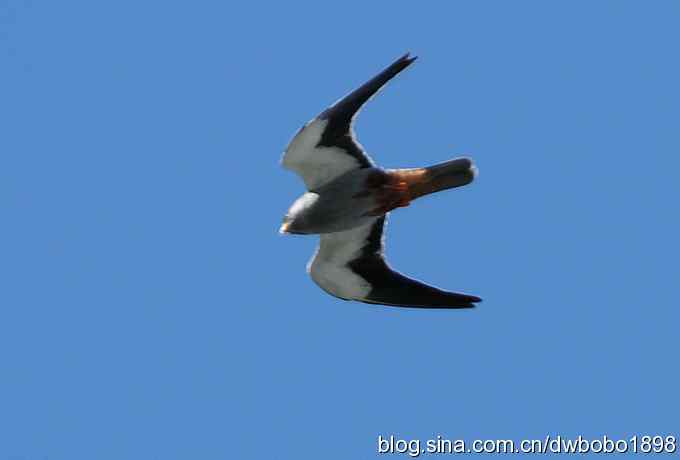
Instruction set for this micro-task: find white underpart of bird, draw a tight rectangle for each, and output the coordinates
[280,52,482,308]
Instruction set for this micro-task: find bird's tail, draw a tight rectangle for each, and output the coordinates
[391,157,477,201]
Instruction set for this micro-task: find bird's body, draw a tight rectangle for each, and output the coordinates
[282,159,477,235]
[280,53,482,308]
[281,167,383,235]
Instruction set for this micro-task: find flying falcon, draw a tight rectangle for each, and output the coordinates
[280,53,481,308]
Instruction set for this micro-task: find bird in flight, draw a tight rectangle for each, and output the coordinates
[280,53,481,308]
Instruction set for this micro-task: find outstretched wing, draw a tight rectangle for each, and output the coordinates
[308,217,482,308]
[282,53,417,191]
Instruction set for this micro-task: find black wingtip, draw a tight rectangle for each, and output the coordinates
[378,52,417,79]
[361,298,479,309]
[360,282,483,309]
[456,294,482,307]
[316,52,419,140]
[397,52,418,67]
[441,293,481,309]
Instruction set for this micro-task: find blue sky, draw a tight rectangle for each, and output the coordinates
[2,0,679,458]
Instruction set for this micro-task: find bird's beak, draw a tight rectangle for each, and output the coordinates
[279,222,290,234]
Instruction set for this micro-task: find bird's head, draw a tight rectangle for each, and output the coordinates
[279,192,320,235]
